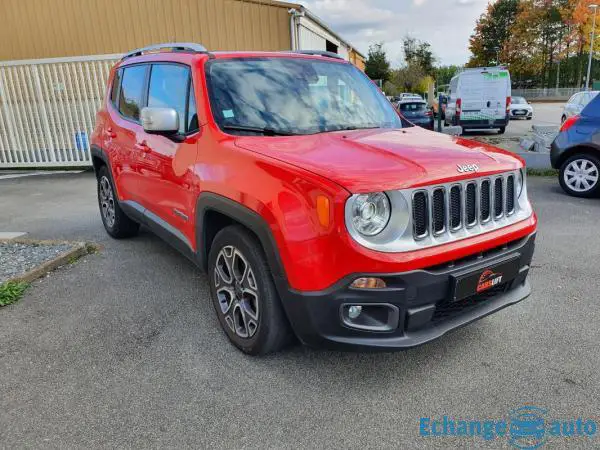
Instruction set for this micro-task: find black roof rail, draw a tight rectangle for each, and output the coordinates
[122,42,209,60]
[293,50,345,60]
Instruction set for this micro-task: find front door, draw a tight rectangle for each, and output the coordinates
[136,63,200,249]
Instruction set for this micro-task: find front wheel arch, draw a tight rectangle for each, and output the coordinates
[195,193,289,292]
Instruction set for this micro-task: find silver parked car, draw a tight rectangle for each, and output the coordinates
[509,96,533,120]
[562,91,599,123]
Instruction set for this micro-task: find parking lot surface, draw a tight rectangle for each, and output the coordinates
[1,171,599,448]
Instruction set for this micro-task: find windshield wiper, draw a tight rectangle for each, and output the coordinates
[335,125,381,131]
[222,125,297,136]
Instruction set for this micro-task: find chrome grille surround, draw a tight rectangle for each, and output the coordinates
[344,170,532,253]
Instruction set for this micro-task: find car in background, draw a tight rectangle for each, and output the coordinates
[396,99,434,130]
[445,66,511,134]
[509,96,533,120]
[551,92,600,197]
[561,91,599,124]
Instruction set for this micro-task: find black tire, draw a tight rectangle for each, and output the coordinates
[498,127,506,134]
[526,116,532,120]
[561,115,567,124]
[558,153,600,198]
[97,165,140,238]
[208,225,293,355]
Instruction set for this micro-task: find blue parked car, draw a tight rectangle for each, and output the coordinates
[395,99,434,130]
[551,92,600,197]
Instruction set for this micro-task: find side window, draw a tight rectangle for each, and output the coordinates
[148,64,190,134]
[187,84,199,133]
[583,92,592,106]
[118,65,147,121]
[110,69,122,105]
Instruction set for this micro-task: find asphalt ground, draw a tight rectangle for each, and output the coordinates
[1,171,599,448]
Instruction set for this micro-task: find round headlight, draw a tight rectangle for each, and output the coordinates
[351,192,391,236]
[516,169,525,198]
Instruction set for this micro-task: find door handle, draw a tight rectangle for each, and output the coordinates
[105,127,117,138]
[135,141,151,152]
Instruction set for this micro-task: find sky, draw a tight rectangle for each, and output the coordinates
[300,0,491,67]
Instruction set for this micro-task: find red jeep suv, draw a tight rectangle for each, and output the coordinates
[91,43,537,355]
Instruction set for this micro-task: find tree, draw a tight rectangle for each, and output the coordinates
[468,0,521,67]
[403,36,436,76]
[389,64,426,93]
[434,65,461,87]
[365,42,390,84]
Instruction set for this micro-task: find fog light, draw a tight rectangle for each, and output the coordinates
[350,277,386,289]
[348,305,362,319]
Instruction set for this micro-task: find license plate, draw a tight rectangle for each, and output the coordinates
[515,111,525,115]
[450,257,519,302]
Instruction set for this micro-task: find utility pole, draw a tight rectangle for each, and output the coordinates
[586,4,598,90]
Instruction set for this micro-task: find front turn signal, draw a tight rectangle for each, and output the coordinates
[316,195,330,228]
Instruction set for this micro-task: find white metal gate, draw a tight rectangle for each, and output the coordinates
[0,54,121,168]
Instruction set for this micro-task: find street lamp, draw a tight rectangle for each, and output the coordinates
[585,4,599,90]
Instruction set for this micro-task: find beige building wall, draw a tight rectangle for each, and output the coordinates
[0,0,295,61]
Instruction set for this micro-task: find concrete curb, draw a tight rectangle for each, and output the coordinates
[515,151,552,170]
[0,239,91,284]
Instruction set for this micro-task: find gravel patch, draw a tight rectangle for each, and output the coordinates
[0,241,75,284]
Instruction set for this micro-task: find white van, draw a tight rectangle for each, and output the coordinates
[444,67,511,134]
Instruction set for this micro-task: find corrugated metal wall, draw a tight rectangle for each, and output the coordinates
[0,0,293,61]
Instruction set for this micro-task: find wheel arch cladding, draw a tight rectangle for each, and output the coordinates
[558,145,600,169]
[195,193,289,293]
[91,145,108,174]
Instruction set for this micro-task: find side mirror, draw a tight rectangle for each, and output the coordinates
[141,107,179,135]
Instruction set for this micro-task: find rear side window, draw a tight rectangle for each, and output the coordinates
[110,69,122,104]
[148,64,190,134]
[118,65,147,121]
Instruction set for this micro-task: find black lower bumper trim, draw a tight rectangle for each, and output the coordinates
[279,233,535,351]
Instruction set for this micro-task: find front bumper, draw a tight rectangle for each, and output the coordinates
[509,110,533,119]
[281,232,535,351]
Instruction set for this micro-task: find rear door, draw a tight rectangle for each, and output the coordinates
[481,70,510,122]
[108,64,149,202]
[459,70,509,123]
[458,71,485,118]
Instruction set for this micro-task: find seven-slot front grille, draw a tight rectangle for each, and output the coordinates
[412,173,518,240]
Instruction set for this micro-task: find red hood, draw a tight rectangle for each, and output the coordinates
[234,127,523,193]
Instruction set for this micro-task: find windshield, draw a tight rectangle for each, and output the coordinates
[399,102,427,112]
[206,57,402,135]
[512,97,526,104]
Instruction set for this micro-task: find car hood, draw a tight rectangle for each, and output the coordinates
[234,127,523,193]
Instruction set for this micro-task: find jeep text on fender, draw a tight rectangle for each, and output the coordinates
[90,43,537,354]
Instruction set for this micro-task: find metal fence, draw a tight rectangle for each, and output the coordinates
[0,54,121,168]
[512,88,582,100]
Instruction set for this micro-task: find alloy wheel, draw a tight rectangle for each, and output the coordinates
[213,245,260,339]
[563,158,599,193]
[99,176,116,227]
